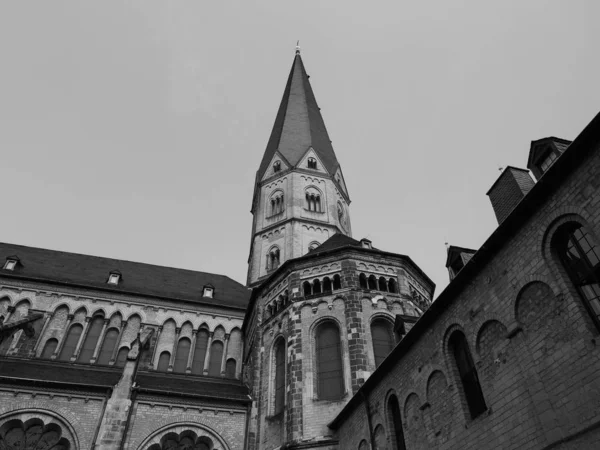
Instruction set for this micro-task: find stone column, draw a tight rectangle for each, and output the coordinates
[72,316,91,361]
[220,333,230,376]
[31,312,52,356]
[203,332,214,375]
[168,327,181,372]
[91,318,110,363]
[186,329,198,374]
[109,320,127,365]
[52,314,74,360]
[149,325,162,369]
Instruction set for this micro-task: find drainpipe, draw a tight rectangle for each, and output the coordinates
[361,390,375,449]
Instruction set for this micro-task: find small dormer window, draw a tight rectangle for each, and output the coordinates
[3,259,17,271]
[203,285,214,298]
[307,157,317,169]
[273,161,281,173]
[107,272,121,285]
[539,150,558,172]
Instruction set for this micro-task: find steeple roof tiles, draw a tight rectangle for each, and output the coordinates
[257,54,341,179]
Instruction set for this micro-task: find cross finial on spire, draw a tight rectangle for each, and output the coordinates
[295,41,301,55]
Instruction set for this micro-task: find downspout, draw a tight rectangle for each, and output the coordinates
[361,390,375,449]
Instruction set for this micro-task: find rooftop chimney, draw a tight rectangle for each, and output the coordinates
[486,166,535,224]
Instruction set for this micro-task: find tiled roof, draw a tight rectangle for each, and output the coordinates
[257,54,341,179]
[136,371,251,403]
[0,242,250,310]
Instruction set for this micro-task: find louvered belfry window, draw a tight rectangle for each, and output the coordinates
[316,322,344,400]
[556,223,600,328]
[274,339,286,414]
[371,319,395,367]
[58,324,83,361]
[450,331,487,418]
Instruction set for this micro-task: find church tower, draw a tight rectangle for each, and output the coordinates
[247,48,352,287]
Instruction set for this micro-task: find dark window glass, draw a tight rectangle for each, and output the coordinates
[58,324,83,361]
[333,274,342,290]
[77,316,104,363]
[556,224,600,327]
[371,319,395,367]
[379,277,388,292]
[450,331,487,418]
[323,277,332,292]
[388,278,398,294]
[308,157,317,169]
[173,338,191,373]
[313,279,322,294]
[303,281,312,296]
[192,329,209,374]
[97,328,118,365]
[226,358,237,378]
[368,275,377,290]
[274,340,286,414]
[208,341,224,377]
[359,273,368,289]
[388,395,407,450]
[115,346,129,367]
[41,338,58,359]
[273,161,281,172]
[157,351,170,372]
[316,322,344,400]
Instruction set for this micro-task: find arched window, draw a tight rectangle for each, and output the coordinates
[323,277,332,292]
[273,161,281,172]
[41,338,58,359]
[359,273,368,289]
[157,351,171,372]
[368,275,377,290]
[77,315,104,363]
[371,319,395,367]
[192,329,209,374]
[267,247,280,271]
[274,339,286,414]
[554,223,600,328]
[58,324,83,361]
[387,394,407,450]
[308,241,320,251]
[333,274,342,290]
[208,341,224,377]
[226,358,237,378]
[313,279,322,295]
[316,321,344,400]
[97,328,119,365]
[449,331,486,418]
[307,157,317,169]
[174,337,191,373]
[270,192,284,216]
[115,346,129,367]
[305,190,322,212]
[303,281,312,296]
[388,278,398,293]
[379,276,388,292]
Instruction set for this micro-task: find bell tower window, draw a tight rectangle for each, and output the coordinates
[267,247,281,271]
[273,161,281,173]
[307,157,317,169]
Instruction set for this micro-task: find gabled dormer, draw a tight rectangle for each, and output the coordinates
[445,245,476,281]
[527,137,572,180]
[261,151,291,182]
[297,147,329,175]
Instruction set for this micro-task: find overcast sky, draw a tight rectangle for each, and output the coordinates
[1,1,599,297]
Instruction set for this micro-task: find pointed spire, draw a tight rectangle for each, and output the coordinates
[257,52,341,180]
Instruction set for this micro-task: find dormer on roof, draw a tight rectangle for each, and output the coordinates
[445,245,476,281]
[203,284,215,298]
[3,256,20,271]
[107,270,122,285]
[527,137,572,180]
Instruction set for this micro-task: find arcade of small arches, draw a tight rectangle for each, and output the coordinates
[0,417,73,450]
[264,290,290,319]
[305,190,322,213]
[358,273,398,294]
[146,430,216,450]
[302,274,342,297]
[269,191,284,216]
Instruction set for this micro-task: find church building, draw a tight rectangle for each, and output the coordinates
[1,49,600,450]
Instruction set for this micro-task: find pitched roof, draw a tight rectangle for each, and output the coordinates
[309,233,364,254]
[257,53,341,179]
[0,242,250,310]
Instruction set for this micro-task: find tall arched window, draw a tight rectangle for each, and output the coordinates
[316,321,344,400]
[41,338,58,359]
[157,351,171,372]
[388,278,398,293]
[226,358,237,378]
[192,329,209,374]
[449,331,486,418]
[274,339,286,414]
[379,277,388,292]
[554,223,600,328]
[77,315,104,363]
[303,281,312,297]
[97,328,119,365]
[368,275,377,290]
[371,319,395,367]
[58,324,83,361]
[387,394,407,450]
[208,341,224,377]
[359,273,368,289]
[174,338,191,373]
[115,346,129,367]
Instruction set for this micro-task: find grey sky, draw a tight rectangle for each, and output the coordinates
[1,1,599,296]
